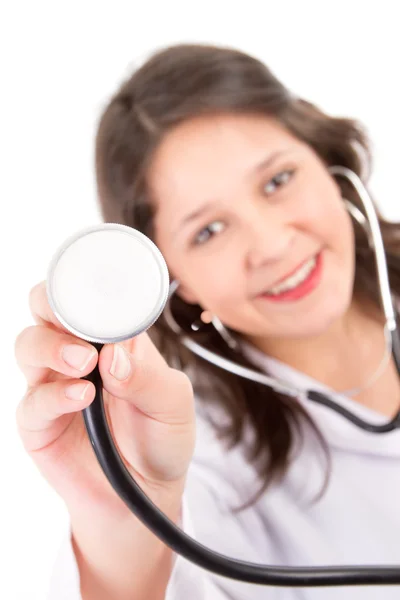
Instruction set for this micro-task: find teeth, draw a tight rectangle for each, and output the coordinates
[266,256,317,295]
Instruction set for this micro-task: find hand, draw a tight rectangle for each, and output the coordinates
[14,281,196,519]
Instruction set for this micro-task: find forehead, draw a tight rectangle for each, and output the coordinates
[148,113,300,199]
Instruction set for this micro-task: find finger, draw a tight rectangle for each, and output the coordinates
[98,332,194,424]
[15,325,98,386]
[16,379,96,452]
[29,280,71,333]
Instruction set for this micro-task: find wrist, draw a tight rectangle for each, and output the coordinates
[69,476,186,600]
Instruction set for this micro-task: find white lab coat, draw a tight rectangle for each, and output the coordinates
[47,341,400,599]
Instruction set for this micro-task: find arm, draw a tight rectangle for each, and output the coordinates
[70,481,184,600]
[48,405,283,600]
[47,484,208,600]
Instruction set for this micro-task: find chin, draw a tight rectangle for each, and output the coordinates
[291,295,353,339]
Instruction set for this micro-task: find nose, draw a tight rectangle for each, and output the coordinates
[245,211,295,269]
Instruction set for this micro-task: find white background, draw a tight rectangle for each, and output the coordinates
[1,1,400,598]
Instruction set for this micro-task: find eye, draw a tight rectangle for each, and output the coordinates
[191,169,295,247]
[193,220,225,246]
[263,169,295,195]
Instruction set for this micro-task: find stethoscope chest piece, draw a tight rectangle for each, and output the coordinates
[46,223,170,344]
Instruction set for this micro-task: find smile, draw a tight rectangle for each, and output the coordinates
[259,252,323,302]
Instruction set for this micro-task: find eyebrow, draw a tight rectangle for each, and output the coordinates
[176,149,291,232]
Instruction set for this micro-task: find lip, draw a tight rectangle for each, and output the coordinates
[256,253,319,296]
[257,251,323,302]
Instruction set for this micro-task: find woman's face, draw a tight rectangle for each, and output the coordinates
[150,113,355,343]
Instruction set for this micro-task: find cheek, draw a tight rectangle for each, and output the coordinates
[192,246,250,316]
[162,241,245,311]
[191,249,245,306]
[322,204,354,258]
[302,192,353,253]
[307,199,356,309]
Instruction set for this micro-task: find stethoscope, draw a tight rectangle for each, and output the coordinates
[46,165,400,588]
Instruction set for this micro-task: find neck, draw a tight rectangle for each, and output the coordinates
[245,296,393,400]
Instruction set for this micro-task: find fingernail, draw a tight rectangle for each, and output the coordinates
[109,345,131,381]
[65,382,90,401]
[62,345,96,371]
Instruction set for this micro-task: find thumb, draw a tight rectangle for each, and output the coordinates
[97,332,193,423]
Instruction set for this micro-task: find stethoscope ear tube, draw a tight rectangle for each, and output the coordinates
[307,389,400,433]
[81,354,400,587]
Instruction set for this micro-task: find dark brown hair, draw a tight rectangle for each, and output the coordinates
[94,43,400,509]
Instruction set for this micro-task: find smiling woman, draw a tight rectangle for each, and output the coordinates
[148,113,355,351]
[29,42,400,600]
[95,44,400,508]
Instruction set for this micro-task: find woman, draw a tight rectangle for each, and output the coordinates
[14,43,400,599]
